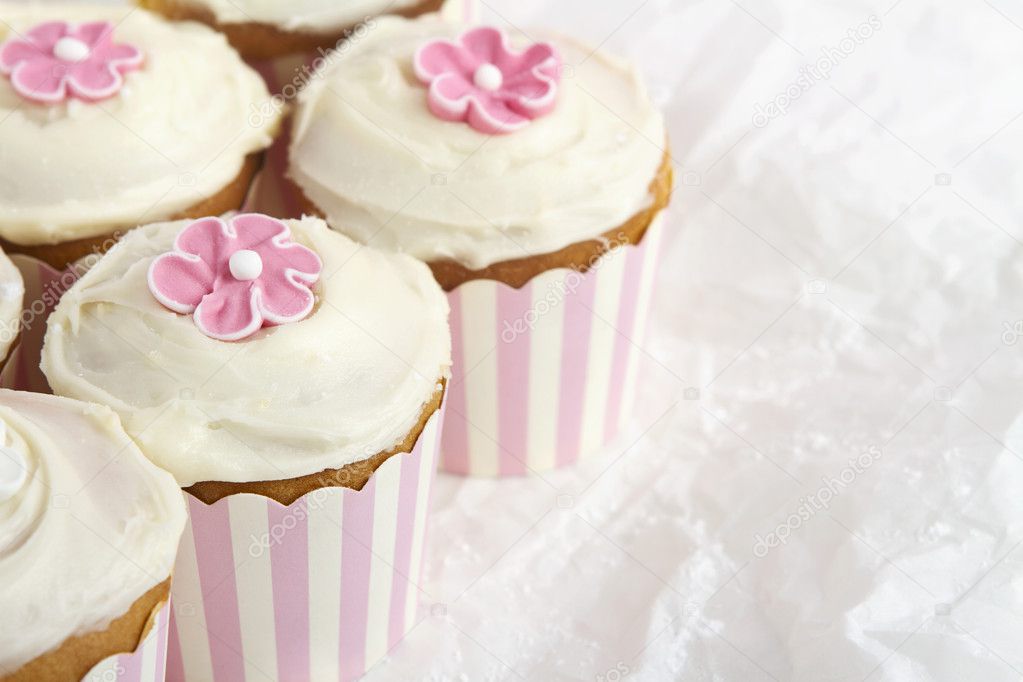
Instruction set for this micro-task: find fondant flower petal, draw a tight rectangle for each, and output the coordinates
[273,243,322,280]
[0,40,45,72]
[70,21,113,49]
[0,20,141,104]
[259,273,316,322]
[432,71,475,100]
[427,73,475,122]
[149,214,322,341]
[502,73,554,100]
[174,217,234,273]
[460,26,506,65]
[96,42,144,67]
[194,281,262,341]
[67,62,122,101]
[148,252,215,313]
[230,213,289,251]
[503,76,558,116]
[231,214,321,278]
[414,40,478,81]
[9,59,66,103]
[469,96,530,135]
[496,43,559,80]
[24,21,68,49]
[415,26,561,135]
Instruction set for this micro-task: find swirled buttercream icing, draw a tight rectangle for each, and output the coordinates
[174,0,421,32]
[41,216,451,486]
[0,390,185,674]
[288,16,667,269]
[0,4,280,246]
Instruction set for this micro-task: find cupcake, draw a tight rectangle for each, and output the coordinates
[288,18,672,475]
[0,5,281,269]
[0,249,24,372]
[42,213,451,680]
[137,0,447,60]
[0,390,185,681]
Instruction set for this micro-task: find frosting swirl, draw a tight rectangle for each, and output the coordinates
[0,4,280,245]
[0,390,185,673]
[289,16,667,269]
[42,216,451,486]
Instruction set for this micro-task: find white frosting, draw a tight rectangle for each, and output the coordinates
[0,390,185,674]
[0,429,26,502]
[0,5,281,245]
[180,0,420,32]
[0,250,24,364]
[289,17,667,269]
[42,216,451,486]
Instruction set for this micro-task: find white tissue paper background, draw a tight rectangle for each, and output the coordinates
[21,0,1021,679]
[367,1,1023,680]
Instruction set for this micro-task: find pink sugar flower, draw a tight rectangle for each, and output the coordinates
[0,20,142,104]
[413,26,561,135]
[148,214,323,342]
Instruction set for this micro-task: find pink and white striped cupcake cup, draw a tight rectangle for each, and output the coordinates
[81,602,172,682]
[165,408,444,682]
[440,211,667,476]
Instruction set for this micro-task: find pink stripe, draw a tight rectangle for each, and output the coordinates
[269,499,311,682]
[339,481,375,680]
[440,289,470,474]
[166,607,185,682]
[190,496,247,682]
[555,271,599,467]
[419,412,440,589]
[118,647,143,682]
[387,450,422,649]
[153,604,169,682]
[604,245,647,442]
[496,283,531,475]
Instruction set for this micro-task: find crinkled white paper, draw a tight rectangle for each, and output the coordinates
[367,1,1023,680]
[14,0,1021,679]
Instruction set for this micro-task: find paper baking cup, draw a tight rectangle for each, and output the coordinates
[440,211,667,476]
[81,601,172,682]
[166,408,443,682]
[0,255,79,393]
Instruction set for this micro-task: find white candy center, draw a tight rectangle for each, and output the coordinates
[53,37,91,63]
[474,63,503,92]
[229,250,263,281]
[0,447,27,502]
